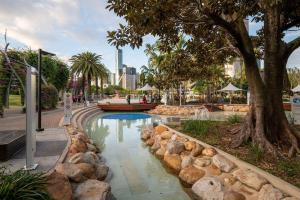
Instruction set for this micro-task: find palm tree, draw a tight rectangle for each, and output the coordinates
[70,52,106,99]
[94,64,109,98]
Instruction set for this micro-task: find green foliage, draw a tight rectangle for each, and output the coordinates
[52,63,69,91]
[9,95,21,106]
[103,85,128,96]
[41,84,58,110]
[182,120,217,138]
[0,167,50,200]
[278,159,300,178]
[248,143,264,163]
[227,115,243,124]
[287,67,300,89]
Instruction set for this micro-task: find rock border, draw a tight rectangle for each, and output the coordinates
[141,124,300,200]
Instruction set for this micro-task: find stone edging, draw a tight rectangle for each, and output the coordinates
[163,124,300,198]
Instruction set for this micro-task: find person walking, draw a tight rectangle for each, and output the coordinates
[126,94,131,104]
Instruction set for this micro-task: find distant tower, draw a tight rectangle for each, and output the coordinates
[115,49,123,86]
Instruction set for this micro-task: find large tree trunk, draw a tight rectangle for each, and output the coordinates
[95,77,99,99]
[232,6,300,156]
[100,77,104,98]
[87,73,92,100]
[82,75,85,97]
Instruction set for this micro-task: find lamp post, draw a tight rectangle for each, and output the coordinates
[36,49,55,132]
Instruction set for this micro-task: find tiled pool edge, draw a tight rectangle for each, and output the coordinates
[162,124,300,198]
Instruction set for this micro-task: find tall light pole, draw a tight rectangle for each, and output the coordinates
[36,49,55,132]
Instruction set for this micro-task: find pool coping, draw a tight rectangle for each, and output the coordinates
[161,124,300,198]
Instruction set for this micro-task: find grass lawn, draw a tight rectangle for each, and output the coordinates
[9,95,22,106]
[170,116,300,188]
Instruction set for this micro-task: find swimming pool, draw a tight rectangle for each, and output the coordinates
[85,113,191,200]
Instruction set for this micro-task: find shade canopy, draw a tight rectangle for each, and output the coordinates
[218,83,242,92]
[137,83,153,91]
[292,85,300,92]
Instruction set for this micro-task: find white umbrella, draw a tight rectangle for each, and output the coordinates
[137,83,153,91]
[218,83,243,104]
[218,83,242,92]
[292,85,300,92]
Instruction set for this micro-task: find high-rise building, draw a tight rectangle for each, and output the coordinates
[121,66,137,90]
[115,49,123,86]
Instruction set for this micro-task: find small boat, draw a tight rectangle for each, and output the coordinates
[97,103,158,112]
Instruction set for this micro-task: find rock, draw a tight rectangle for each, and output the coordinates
[166,140,185,154]
[87,143,98,153]
[258,184,283,200]
[55,163,85,182]
[141,130,151,140]
[220,173,237,186]
[156,147,166,158]
[151,135,161,151]
[76,163,96,179]
[171,134,177,141]
[155,125,168,134]
[145,138,155,146]
[179,166,205,185]
[69,144,80,155]
[164,154,182,173]
[206,164,222,176]
[192,177,224,200]
[212,154,236,172]
[73,138,88,153]
[46,171,72,200]
[161,131,173,139]
[224,191,246,200]
[282,198,300,200]
[202,147,217,157]
[176,135,188,143]
[191,143,204,157]
[181,156,193,168]
[95,164,109,181]
[160,139,169,148]
[69,152,100,166]
[75,132,90,143]
[74,179,111,200]
[184,141,196,151]
[193,157,211,168]
[233,169,268,191]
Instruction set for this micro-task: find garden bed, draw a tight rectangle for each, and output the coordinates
[169,117,300,189]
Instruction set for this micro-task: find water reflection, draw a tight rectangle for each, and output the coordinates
[85,113,191,200]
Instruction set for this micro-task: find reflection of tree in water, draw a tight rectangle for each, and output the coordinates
[90,118,110,151]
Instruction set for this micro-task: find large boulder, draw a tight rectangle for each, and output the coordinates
[151,135,161,151]
[233,169,268,191]
[141,130,151,140]
[166,140,185,154]
[191,143,204,157]
[193,157,211,168]
[184,141,196,151]
[192,177,224,200]
[46,171,72,200]
[161,131,173,139]
[74,179,111,200]
[145,137,155,146]
[154,125,168,134]
[87,143,98,153]
[164,154,182,173]
[155,147,166,158]
[212,154,236,172]
[55,163,85,183]
[202,147,217,157]
[95,164,109,181]
[72,137,88,153]
[181,155,194,168]
[75,132,90,144]
[69,152,100,166]
[76,163,96,179]
[179,166,205,185]
[258,184,283,200]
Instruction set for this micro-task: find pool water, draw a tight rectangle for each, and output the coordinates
[85,113,191,200]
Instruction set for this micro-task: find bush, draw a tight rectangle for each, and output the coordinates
[227,114,243,124]
[41,84,58,110]
[182,120,218,138]
[0,167,50,200]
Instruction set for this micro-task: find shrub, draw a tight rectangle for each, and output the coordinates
[0,167,50,200]
[182,120,217,138]
[227,114,243,124]
[41,84,58,110]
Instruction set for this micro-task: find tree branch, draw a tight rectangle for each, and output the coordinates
[285,36,300,58]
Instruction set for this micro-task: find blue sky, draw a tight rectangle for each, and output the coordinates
[0,0,299,73]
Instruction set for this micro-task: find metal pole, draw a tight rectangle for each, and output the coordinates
[36,49,44,132]
[24,67,38,170]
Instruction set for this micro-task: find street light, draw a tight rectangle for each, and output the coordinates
[36,49,55,132]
